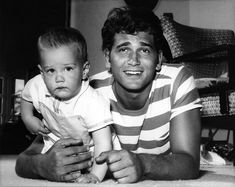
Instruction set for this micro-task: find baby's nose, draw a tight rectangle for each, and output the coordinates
[55,72,65,82]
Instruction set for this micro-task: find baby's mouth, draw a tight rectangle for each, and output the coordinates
[55,87,67,91]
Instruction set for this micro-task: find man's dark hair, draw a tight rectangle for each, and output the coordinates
[101,7,165,52]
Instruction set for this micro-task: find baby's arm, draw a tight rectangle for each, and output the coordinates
[91,126,112,181]
[21,98,49,135]
[76,125,112,183]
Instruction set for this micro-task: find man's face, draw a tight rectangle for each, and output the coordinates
[106,32,159,92]
[39,45,83,100]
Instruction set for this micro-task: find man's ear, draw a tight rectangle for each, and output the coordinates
[156,50,163,71]
[104,49,111,70]
[82,61,90,80]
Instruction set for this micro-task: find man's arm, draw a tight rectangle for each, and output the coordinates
[15,135,93,182]
[96,108,201,183]
[140,108,201,180]
[15,135,44,179]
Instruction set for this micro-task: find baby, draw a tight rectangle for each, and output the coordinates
[20,27,113,183]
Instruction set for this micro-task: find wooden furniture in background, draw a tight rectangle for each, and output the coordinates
[160,13,235,165]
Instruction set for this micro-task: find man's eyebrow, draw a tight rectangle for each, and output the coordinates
[115,41,154,49]
[140,42,154,48]
[116,42,130,48]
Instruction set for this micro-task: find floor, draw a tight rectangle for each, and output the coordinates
[0,155,234,187]
[200,162,235,176]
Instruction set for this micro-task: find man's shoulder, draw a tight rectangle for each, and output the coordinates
[161,63,184,72]
[90,71,111,80]
[159,63,186,78]
[89,71,113,89]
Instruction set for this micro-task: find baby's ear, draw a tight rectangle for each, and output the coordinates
[37,64,43,74]
[82,61,90,80]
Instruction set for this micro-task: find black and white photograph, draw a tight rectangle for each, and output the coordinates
[0,0,234,186]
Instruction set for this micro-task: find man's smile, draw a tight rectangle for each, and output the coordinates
[123,70,143,76]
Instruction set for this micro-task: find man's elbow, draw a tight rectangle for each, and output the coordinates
[179,154,200,180]
[15,153,25,177]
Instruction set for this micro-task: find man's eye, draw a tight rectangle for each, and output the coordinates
[142,48,150,53]
[119,48,128,53]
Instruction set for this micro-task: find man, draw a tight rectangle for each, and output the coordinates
[15,7,201,183]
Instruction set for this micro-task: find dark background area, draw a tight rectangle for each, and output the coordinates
[0,0,71,154]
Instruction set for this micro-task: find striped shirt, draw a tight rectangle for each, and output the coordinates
[90,64,202,155]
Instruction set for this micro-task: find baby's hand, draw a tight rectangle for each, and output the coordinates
[36,124,50,135]
[74,173,101,183]
[28,118,50,135]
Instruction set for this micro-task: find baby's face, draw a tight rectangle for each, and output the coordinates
[39,45,83,101]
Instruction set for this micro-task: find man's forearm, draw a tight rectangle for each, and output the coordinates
[15,135,44,179]
[138,152,200,180]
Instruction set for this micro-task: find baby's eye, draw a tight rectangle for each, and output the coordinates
[65,67,73,71]
[46,69,55,74]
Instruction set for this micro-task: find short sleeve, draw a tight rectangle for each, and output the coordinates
[21,74,45,111]
[22,77,36,102]
[81,87,113,132]
[170,66,202,119]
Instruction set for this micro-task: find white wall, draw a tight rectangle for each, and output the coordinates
[71,0,126,75]
[156,0,235,31]
[189,0,235,30]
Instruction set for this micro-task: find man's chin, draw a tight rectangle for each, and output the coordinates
[122,84,145,93]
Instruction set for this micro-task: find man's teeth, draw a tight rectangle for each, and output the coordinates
[125,71,141,75]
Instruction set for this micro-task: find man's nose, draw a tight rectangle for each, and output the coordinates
[128,52,140,66]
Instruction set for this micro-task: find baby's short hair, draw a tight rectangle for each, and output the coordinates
[38,27,88,63]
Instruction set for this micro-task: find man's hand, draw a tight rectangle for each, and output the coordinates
[37,138,93,182]
[96,150,143,183]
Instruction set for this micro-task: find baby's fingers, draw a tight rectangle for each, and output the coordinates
[43,126,51,133]
[38,125,50,134]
